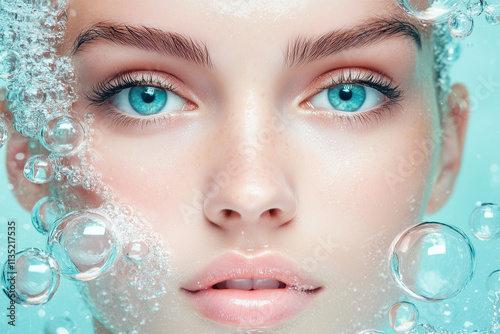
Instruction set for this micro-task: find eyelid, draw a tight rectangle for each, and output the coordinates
[86,70,200,109]
[298,67,401,109]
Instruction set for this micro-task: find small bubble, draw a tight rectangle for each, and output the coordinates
[124,240,150,264]
[0,118,8,149]
[467,0,485,16]
[469,203,500,240]
[445,40,461,63]
[485,3,500,25]
[439,302,456,323]
[449,11,474,38]
[1,248,60,306]
[388,301,418,332]
[389,222,475,301]
[41,114,86,156]
[44,316,76,334]
[23,154,53,184]
[488,270,500,295]
[399,0,464,21]
[31,197,65,234]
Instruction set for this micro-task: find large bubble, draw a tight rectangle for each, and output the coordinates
[47,210,119,281]
[31,196,65,234]
[1,248,60,306]
[389,222,475,302]
[40,114,86,156]
[388,301,419,332]
[469,203,500,240]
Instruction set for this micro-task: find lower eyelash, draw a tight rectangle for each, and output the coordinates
[97,105,174,131]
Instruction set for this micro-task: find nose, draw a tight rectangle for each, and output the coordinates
[203,112,297,235]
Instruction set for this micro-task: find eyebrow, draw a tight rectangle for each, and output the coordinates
[284,18,422,68]
[71,23,214,69]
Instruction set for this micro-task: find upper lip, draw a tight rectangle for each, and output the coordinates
[181,251,322,292]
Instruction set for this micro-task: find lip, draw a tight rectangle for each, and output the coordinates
[181,252,322,327]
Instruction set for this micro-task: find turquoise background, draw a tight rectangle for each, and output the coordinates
[0,16,500,334]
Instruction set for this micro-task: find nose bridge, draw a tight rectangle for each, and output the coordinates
[202,87,296,232]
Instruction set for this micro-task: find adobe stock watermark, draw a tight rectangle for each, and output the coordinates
[384,137,436,193]
[178,116,286,224]
[468,74,500,111]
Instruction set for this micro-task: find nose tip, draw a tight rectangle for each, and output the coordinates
[204,178,297,229]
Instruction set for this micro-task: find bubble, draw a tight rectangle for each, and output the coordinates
[437,302,456,323]
[0,118,8,149]
[44,316,76,334]
[0,51,21,79]
[469,203,500,240]
[398,0,466,21]
[488,270,500,295]
[31,197,65,234]
[449,11,475,38]
[41,114,86,156]
[485,2,500,25]
[467,0,485,16]
[47,210,119,281]
[389,222,475,302]
[1,248,60,306]
[388,301,419,332]
[24,154,53,184]
[124,240,150,264]
[358,330,386,334]
[445,40,462,63]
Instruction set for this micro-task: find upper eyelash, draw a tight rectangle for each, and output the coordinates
[316,68,403,102]
[86,72,178,106]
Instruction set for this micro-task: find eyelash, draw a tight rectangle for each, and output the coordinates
[86,72,184,130]
[308,69,403,128]
[86,69,403,130]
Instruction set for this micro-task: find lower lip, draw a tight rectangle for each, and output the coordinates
[182,287,319,327]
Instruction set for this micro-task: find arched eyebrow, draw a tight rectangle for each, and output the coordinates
[284,18,422,68]
[71,22,214,70]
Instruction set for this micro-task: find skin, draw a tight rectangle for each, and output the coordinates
[3,0,470,332]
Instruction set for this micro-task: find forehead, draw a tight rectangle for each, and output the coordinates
[64,0,415,46]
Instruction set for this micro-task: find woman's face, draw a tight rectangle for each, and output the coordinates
[29,0,466,332]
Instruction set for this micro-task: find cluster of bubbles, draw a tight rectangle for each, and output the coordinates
[2,200,170,312]
[398,0,500,38]
[371,201,500,334]
[0,0,112,199]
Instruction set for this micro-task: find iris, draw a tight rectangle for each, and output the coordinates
[327,84,366,112]
[128,86,168,115]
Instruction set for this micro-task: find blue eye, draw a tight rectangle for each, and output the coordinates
[310,84,384,112]
[110,86,187,116]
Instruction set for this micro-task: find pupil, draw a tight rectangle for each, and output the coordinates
[141,87,156,103]
[339,86,352,101]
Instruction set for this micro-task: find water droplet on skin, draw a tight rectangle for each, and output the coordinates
[388,301,419,332]
[1,248,60,306]
[469,203,500,240]
[31,197,65,234]
[449,11,475,38]
[41,114,86,156]
[23,154,53,184]
[47,210,118,281]
[389,222,475,301]
[124,240,150,264]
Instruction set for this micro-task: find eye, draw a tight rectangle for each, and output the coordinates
[309,84,384,112]
[110,85,187,116]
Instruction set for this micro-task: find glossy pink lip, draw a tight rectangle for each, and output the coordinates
[181,252,322,327]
